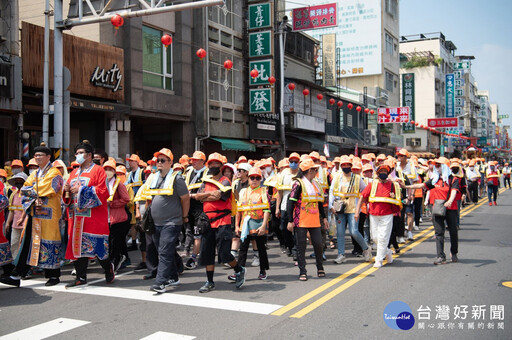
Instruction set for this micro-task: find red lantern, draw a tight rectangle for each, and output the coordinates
[364,108,369,114]
[337,101,343,108]
[370,109,375,115]
[356,106,362,112]
[268,76,276,84]
[111,14,124,29]
[224,59,233,70]
[196,48,206,60]
[250,69,259,79]
[303,89,310,96]
[317,94,323,101]
[288,83,296,91]
[161,34,172,47]
[347,103,354,110]
[329,98,335,105]
[410,120,415,124]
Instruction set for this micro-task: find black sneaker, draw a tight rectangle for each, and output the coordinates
[235,267,246,289]
[151,283,166,293]
[164,279,180,288]
[184,257,197,270]
[115,255,126,273]
[142,273,156,280]
[105,263,115,283]
[0,276,21,287]
[134,262,147,271]
[199,281,215,293]
[45,278,60,286]
[65,279,87,289]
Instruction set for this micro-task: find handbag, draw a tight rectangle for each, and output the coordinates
[432,199,446,217]
[333,200,346,213]
[196,209,232,234]
[141,206,155,234]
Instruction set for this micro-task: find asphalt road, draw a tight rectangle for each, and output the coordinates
[1,188,511,339]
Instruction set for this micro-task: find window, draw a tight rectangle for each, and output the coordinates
[385,71,394,92]
[208,48,244,106]
[208,0,242,31]
[142,26,173,90]
[385,33,393,55]
[385,0,398,18]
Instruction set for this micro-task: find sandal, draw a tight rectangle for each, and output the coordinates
[317,270,326,278]
[299,274,308,281]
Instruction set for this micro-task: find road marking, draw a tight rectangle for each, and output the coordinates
[290,230,435,318]
[18,281,282,315]
[280,188,508,318]
[140,332,196,340]
[87,270,135,285]
[502,281,512,288]
[0,318,90,340]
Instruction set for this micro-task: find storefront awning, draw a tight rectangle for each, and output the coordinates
[293,135,325,151]
[211,138,256,152]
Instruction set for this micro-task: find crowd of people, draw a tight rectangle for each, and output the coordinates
[0,140,510,294]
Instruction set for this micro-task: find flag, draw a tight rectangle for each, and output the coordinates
[323,143,330,158]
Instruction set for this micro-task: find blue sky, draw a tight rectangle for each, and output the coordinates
[400,0,512,128]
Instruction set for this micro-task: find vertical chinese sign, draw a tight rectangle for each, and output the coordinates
[445,73,455,118]
[248,1,277,141]
[322,34,336,87]
[402,73,415,133]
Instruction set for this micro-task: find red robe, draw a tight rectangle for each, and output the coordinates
[64,163,110,260]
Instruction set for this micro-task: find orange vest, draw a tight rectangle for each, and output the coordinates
[296,178,323,228]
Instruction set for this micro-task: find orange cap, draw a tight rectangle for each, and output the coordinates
[0,169,7,178]
[300,154,312,162]
[52,160,64,168]
[299,158,320,172]
[144,165,152,174]
[28,158,38,167]
[268,157,276,165]
[376,154,387,161]
[351,161,362,170]
[248,167,263,177]
[11,159,23,168]
[179,155,190,166]
[191,151,206,161]
[435,157,450,166]
[376,161,391,173]
[126,154,141,162]
[258,158,272,168]
[154,148,174,162]
[221,155,227,164]
[309,151,321,160]
[361,154,372,162]
[362,164,373,173]
[173,163,184,171]
[206,152,224,166]
[319,156,327,163]
[368,153,376,160]
[148,157,157,165]
[248,159,255,166]
[333,156,341,164]
[103,160,117,170]
[115,165,126,175]
[339,155,352,165]
[278,158,289,168]
[397,148,409,157]
[288,152,300,162]
[237,155,248,163]
[71,161,80,168]
[139,161,147,168]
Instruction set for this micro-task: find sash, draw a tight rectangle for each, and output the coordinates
[28,217,42,266]
[72,215,85,258]
[107,177,121,202]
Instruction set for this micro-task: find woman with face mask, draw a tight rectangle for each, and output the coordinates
[485,161,500,206]
[5,172,29,261]
[404,158,462,265]
[356,161,402,268]
[465,159,480,204]
[104,160,131,273]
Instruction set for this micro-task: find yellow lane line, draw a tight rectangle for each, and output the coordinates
[290,230,435,318]
[278,187,508,318]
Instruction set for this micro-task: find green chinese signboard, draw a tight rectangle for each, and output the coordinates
[453,61,470,70]
[249,59,272,85]
[250,88,272,113]
[249,31,272,57]
[402,73,415,133]
[248,3,271,29]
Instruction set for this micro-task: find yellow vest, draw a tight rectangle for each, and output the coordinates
[332,173,361,198]
[368,181,402,206]
[145,172,179,196]
[107,177,122,202]
[202,177,232,192]
[296,178,324,202]
[237,186,269,212]
[185,167,208,190]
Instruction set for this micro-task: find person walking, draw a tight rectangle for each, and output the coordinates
[286,158,328,281]
[486,161,500,206]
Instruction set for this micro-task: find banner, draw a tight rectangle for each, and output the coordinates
[427,118,458,128]
[378,107,410,124]
[322,34,336,87]
[292,3,337,31]
[445,74,455,118]
[402,73,415,133]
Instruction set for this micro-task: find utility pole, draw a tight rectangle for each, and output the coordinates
[54,0,63,158]
[42,0,51,145]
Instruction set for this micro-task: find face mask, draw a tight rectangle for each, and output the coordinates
[76,153,86,164]
[208,166,221,176]
[490,166,495,171]
[378,173,388,180]
[15,182,24,189]
[342,167,351,174]
[265,166,272,174]
[105,170,115,179]
[12,168,22,175]
[289,162,299,170]
[469,167,474,171]
[93,159,101,165]
[451,168,459,174]
[29,169,36,175]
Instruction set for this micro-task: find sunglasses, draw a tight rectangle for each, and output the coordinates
[156,158,168,163]
[249,176,261,181]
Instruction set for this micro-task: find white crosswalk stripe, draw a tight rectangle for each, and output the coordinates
[0,318,90,340]
[140,332,196,340]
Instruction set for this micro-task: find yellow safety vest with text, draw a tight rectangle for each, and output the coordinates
[332,173,361,198]
[368,181,402,207]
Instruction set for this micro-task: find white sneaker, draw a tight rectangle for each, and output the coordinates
[397,237,406,244]
[373,260,383,268]
[386,248,394,264]
[420,217,423,223]
[334,254,347,264]
[363,248,372,262]
[251,255,260,267]
[413,225,420,231]
[407,231,414,241]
